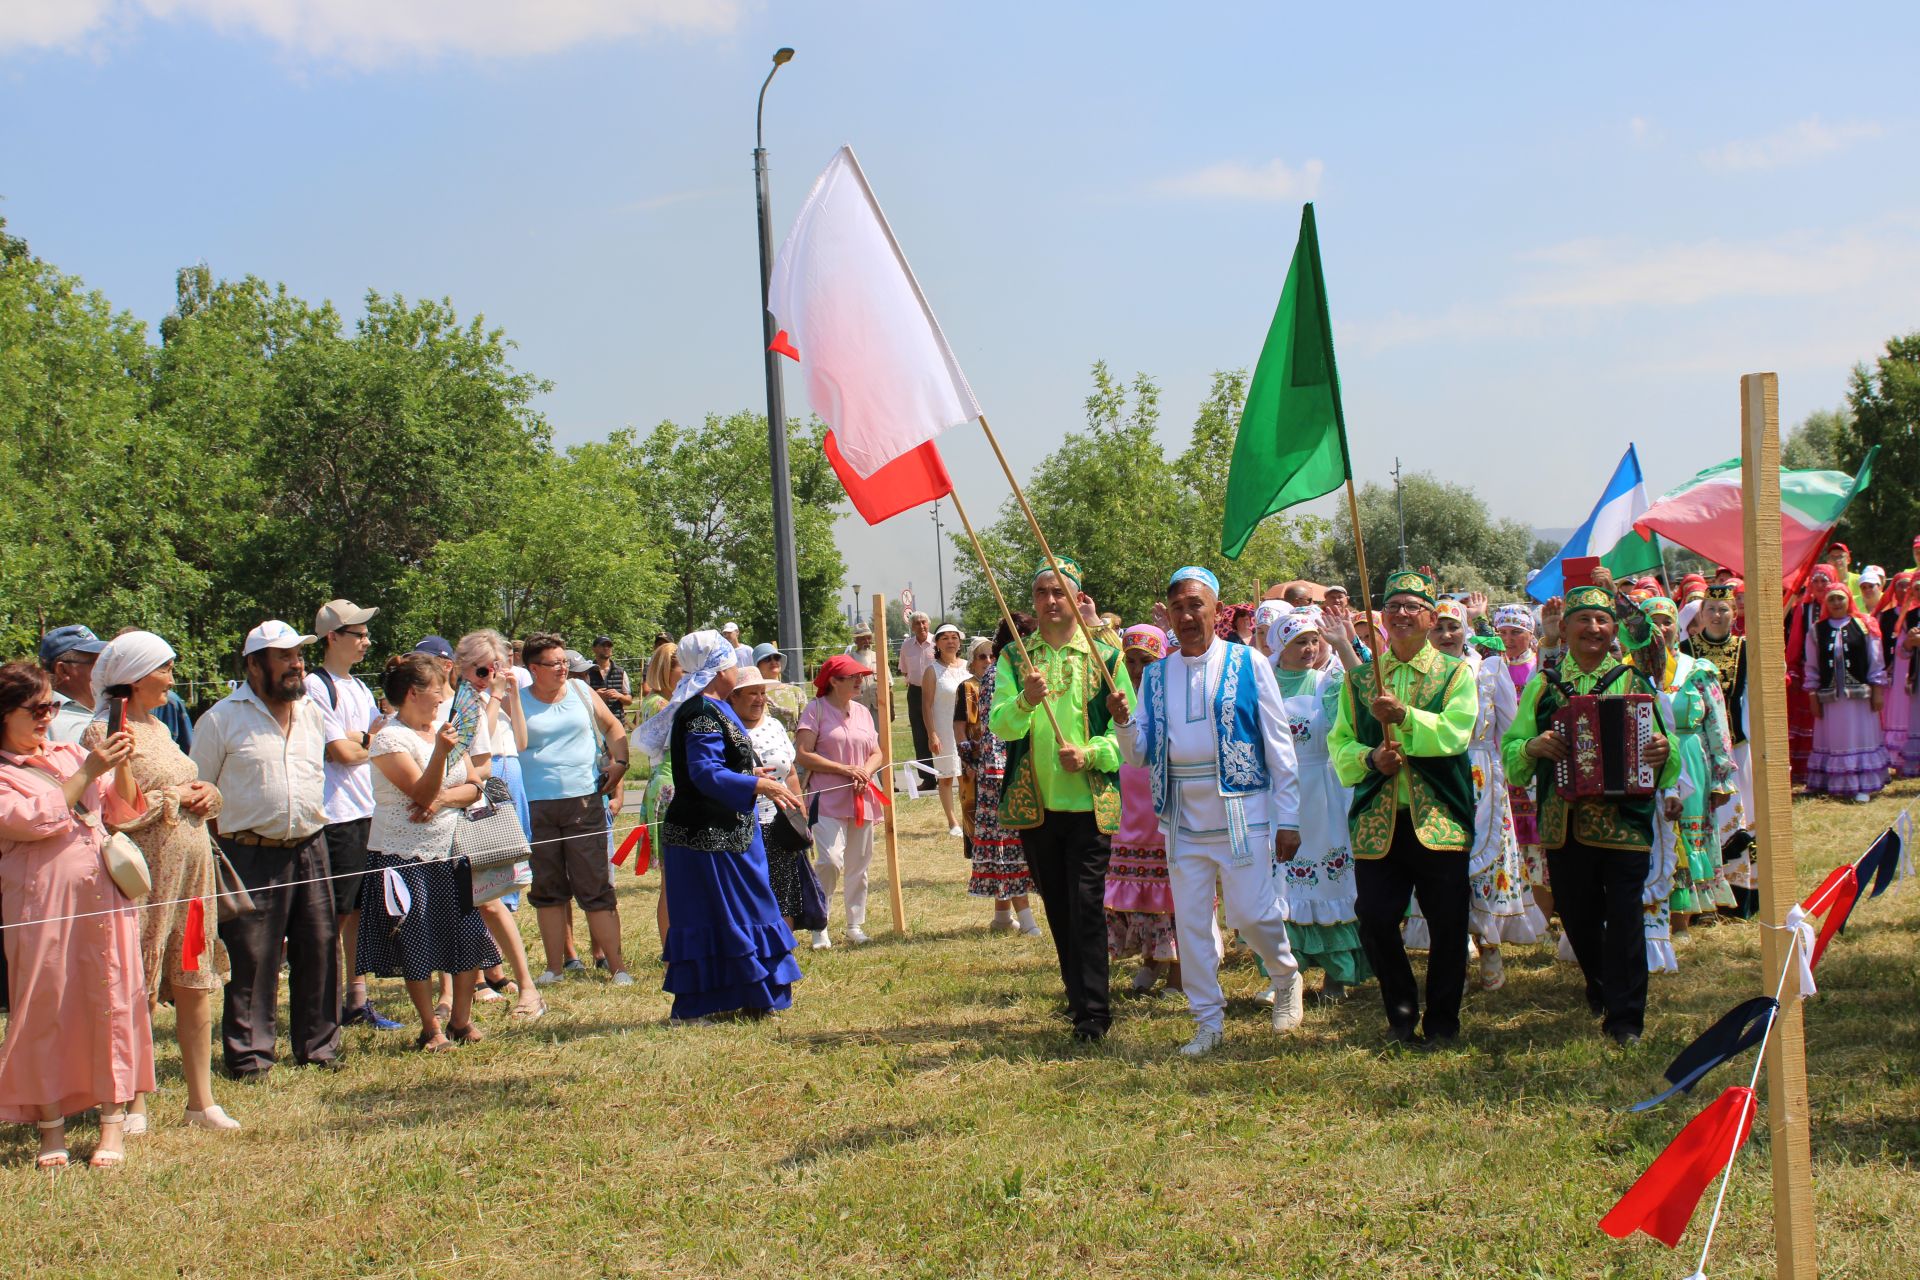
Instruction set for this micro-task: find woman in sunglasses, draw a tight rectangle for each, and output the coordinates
[0,661,148,1168]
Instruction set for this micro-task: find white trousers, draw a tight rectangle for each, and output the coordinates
[813,814,875,929]
[1169,839,1298,1033]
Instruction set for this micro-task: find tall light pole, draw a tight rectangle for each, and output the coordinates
[1393,456,1408,569]
[755,46,803,674]
[930,500,947,621]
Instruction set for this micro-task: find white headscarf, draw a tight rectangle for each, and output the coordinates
[91,631,176,709]
[632,629,739,761]
[1270,609,1321,658]
[1677,599,1703,636]
[1252,600,1288,637]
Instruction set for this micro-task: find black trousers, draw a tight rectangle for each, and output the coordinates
[1354,817,1470,1040]
[216,834,341,1074]
[1018,810,1111,1035]
[1546,838,1652,1037]
[904,685,932,770]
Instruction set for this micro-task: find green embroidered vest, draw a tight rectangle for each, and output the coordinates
[1532,655,1659,852]
[997,641,1124,835]
[1345,653,1475,858]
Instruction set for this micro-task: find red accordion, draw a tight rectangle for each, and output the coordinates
[1551,693,1659,801]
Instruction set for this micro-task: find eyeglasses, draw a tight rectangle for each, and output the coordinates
[336,628,369,640]
[530,659,568,670]
[22,701,58,719]
[1383,603,1427,616]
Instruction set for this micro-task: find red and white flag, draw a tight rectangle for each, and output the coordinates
[768,145,982,479]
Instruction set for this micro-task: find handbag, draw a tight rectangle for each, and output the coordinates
[765,804,814,856]
[451,776,532,870]
[102,831,151,902]
[793,849,829,933]
[452,856,521,913]
[211,840,258,922]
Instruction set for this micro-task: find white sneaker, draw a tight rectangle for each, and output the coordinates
[811,931,832,950]
[845,926,871,945]
[1852,793,1872,805]
[1271,968,1305,1033]
[948,824,964,838]
[534,969,565,987]
[988,915,1014,934]
[610,971,636,987]
[1179,1026,1225,1057]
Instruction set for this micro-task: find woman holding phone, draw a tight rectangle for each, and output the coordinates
[82,631,240,1134]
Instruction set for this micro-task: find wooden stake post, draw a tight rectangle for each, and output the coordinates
[1739,372,1817,1278]
[871,594,908,935]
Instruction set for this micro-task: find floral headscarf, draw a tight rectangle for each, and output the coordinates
[632,629,739,760]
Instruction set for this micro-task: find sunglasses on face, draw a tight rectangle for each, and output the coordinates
[22,701,58,719]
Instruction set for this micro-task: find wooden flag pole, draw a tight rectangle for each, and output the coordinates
[871,592,908,936]
[976,414,1123,697]
[946,486,1066,741]
[1739,372,1816,1278]
[1343,477,1395,744]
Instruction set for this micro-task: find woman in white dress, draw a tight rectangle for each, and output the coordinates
[922,623,971,837]
[1269,608,1371,1001]
[1416,601,1544,990]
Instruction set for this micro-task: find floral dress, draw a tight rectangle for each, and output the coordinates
[1659,653,1738,915]
[958,666,1035,899]
[1273,663,1371,985]
[747,715,807,919]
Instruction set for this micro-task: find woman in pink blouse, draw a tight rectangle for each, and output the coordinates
[793,655,884,948]
[0,662,154,1169]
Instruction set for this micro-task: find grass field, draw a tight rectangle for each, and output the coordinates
[5,765,1918,1278]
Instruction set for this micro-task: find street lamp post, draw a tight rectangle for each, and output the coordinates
[755,46,804,675]
[930,500,947,621]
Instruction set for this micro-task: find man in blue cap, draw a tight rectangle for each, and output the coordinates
[39,624,109,744]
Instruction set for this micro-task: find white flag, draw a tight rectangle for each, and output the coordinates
[768,146,982,478]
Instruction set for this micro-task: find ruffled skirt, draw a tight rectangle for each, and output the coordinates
[662,828,801,1020]
[1806,698,1889,797]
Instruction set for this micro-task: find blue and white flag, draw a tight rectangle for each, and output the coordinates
[1528,444,1664,602]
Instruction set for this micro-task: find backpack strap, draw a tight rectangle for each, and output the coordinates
[314,668,338,710]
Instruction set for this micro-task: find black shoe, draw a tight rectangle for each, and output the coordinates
[301,1057,344,1071]
[1417,1031,1462,1052]
[1385,1024,1420,1046]
[1607,1027,1642,1047]
[1070,1023,1108,1044]
[228,1066,271,1083]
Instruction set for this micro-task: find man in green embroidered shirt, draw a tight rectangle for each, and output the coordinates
[990,557,1134,1043]
[1327,568,1479,1047]
[1501,583,1676,1045]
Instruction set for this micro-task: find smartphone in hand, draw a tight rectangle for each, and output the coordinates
[107,695,126,737]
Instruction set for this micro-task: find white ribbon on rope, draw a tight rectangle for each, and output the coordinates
[1779,905,1819,999]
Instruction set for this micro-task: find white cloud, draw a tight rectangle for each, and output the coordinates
[1628,115,1654,142]
[1511,227,1920,309]
[1153,157,1324,202]
[1702,116,1883,172]
[0,0,740,64]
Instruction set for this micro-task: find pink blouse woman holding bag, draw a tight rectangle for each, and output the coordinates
[0,661,153,1169]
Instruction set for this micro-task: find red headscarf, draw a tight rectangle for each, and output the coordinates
[813,653,873,697]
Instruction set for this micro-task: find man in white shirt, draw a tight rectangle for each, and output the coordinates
[191,620,338,1078]
[1113,566,1305,1056]
[898,612,935,768]
[38,625,108,744]
[721,622,754,670]
[847,625,880,717]
[305,600,400,1031]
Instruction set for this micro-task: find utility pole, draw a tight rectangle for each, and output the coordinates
[754,47,803,675]
[1393,456,1408,569]
[930,500,947,621]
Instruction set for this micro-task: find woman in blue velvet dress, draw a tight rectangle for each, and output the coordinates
[633,631,803,1020]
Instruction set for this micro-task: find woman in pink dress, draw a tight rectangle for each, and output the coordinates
[0,662,154,1169]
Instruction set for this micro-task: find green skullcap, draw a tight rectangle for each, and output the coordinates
[1563,585,1616,621]
[1382,568,1436,606]
[1033,557,1084,589]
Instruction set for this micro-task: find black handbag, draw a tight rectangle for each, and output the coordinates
[792,849,829,933]
[765,805,814,856]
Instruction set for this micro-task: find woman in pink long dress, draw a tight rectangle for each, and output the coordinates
[0,663,154,1169]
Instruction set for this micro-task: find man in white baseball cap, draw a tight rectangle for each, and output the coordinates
[721,622,753,669]
[190,620,338,1078]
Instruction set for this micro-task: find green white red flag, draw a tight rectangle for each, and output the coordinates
[1632,447,1878,584]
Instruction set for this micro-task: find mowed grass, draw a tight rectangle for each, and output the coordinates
[4,769,1919,1278]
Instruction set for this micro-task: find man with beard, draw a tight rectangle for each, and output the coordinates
[1503,586,1678,1045]
[191,620,339,1078]
[1110,567,1304,1056]
[990,559,1133,1043]
[1327,570,1479,1048]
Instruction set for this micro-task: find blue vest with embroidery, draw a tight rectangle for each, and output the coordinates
[1135,641,1271,820]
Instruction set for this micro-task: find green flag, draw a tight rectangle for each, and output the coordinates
[1221,203,1350,559]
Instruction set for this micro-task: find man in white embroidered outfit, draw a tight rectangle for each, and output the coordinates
[1111,566,1304,1056]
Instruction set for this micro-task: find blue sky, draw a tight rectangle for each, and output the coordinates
[6,2,1916,624]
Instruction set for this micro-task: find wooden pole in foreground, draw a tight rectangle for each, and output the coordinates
[945,487,1065,741]
[1739,372,1817,1278]
[975,415,1123,697]
[871,593,908,935]
[1342,477,1395,745]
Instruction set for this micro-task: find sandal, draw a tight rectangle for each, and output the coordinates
[35,1119,68,1170]
[445,1024,485,1045]
[432,1002,453,1026]
[415,1028,452,1053]
[482,975,518,996]
[89,1114,126,1169]
[509,998,547,1022]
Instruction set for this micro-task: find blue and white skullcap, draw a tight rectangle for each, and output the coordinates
[1168,565,1220,595]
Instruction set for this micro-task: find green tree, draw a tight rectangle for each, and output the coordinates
[1323,471,1535,601]
[639,411,848,650]
[1841,335,1920,571]
[1781,405,1851,471]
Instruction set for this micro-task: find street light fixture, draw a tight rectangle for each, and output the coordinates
[755,46,804,676]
